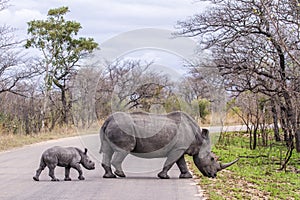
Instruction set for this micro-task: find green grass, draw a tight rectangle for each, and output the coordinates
[188,132,300,200]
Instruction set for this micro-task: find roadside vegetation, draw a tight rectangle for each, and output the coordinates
[0,0,299,198]
[0,125,99,152]
[188,131,300,200]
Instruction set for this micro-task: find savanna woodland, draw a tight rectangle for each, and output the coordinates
[0,0,300,199]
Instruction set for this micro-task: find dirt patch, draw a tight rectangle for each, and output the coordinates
[211,170,271,200]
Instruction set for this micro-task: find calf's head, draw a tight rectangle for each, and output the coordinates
[81,148,95,170]
[193,129,239,178]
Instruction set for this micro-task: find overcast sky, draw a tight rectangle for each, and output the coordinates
[1,0,210,78]
[1,0,208,42]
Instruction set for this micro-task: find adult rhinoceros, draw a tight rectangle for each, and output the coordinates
[99,111,238,179]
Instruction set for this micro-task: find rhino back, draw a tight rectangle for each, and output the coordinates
[132,120,178,153]
[104,111,198,155]
[42,146,80,167]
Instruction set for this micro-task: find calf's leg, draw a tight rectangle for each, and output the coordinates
[33,158,46,181]
[64,167,72,181]
[48,164,59,181]
[72,163,84,180]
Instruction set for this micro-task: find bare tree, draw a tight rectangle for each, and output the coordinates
[71,66,100,128]
[95,59,177,118]
[95,60,150,117]
[0,0,38,95]
[177,0,300,156]
[230,92,272,149]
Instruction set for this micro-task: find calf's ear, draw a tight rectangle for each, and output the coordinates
[84,148,88,154]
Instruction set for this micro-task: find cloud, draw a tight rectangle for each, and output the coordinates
[3,0,208,43]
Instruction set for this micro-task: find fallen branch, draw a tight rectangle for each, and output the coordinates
[279,143,294,171]
[238,155,268,158]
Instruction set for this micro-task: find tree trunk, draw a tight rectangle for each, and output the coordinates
[61,88,68,125]
[271,98,281,141]
[282,91,299,152]
[295,129,300,152]
[280,105,289,144]
[41,63,50,132]
[252,129,257,150]
[53,78,71,126]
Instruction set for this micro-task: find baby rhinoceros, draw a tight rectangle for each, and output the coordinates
[33,146,95,181]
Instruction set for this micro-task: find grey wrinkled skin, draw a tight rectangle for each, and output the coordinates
[33,146,95,181]
[99,111,239,179]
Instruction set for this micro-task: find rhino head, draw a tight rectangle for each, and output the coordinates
[193,129,239,178]
[193,152,239,178]
[80,148,96,170]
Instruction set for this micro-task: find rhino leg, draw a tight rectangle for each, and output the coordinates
[70,163,84,180]
[158,150,185,179]
[102,163,116,178]
[48,164,59,181]
[101,145,116,178]
[64,167,72,181]
[176,155,193,178]
[111,152,127,177]
[33,158,47,181]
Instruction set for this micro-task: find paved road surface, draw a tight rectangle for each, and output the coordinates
[0,133,203,200]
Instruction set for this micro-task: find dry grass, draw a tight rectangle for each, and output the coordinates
[199,112,242,127]
[0,124,100,152]
[200,170,271,200]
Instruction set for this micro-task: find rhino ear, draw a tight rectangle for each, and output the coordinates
[84,148,88,154]
[202,129,209,139]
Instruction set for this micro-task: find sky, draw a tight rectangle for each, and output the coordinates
[0,0,210,77]
[1,0,209,42]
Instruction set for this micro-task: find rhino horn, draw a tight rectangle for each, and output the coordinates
[218,158,239,171]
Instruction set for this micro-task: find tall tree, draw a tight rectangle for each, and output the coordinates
[25,6,98,126]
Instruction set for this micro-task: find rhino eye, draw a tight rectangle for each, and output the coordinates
[211,157,214,161]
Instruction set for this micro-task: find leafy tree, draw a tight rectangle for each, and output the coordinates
[25,6,98,125]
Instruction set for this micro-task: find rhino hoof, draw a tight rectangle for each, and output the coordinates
[64,177,72,181]
[51,178,59,181]
[158,172,170,179]
[179,172,193,179]
[103,173,117,178]
[78,176,85,180]
[33,176,39,181]
[114,170,126,177]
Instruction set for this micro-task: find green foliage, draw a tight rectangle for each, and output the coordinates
[25,6,99,125]
[0,112,19,135]
[231,106,241,115]
[25,6,98,89]
[191,98,210,119]
[164,95,181,112]
[188,132,300,199]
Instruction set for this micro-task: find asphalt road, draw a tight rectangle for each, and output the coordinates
[0,133,203,200]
